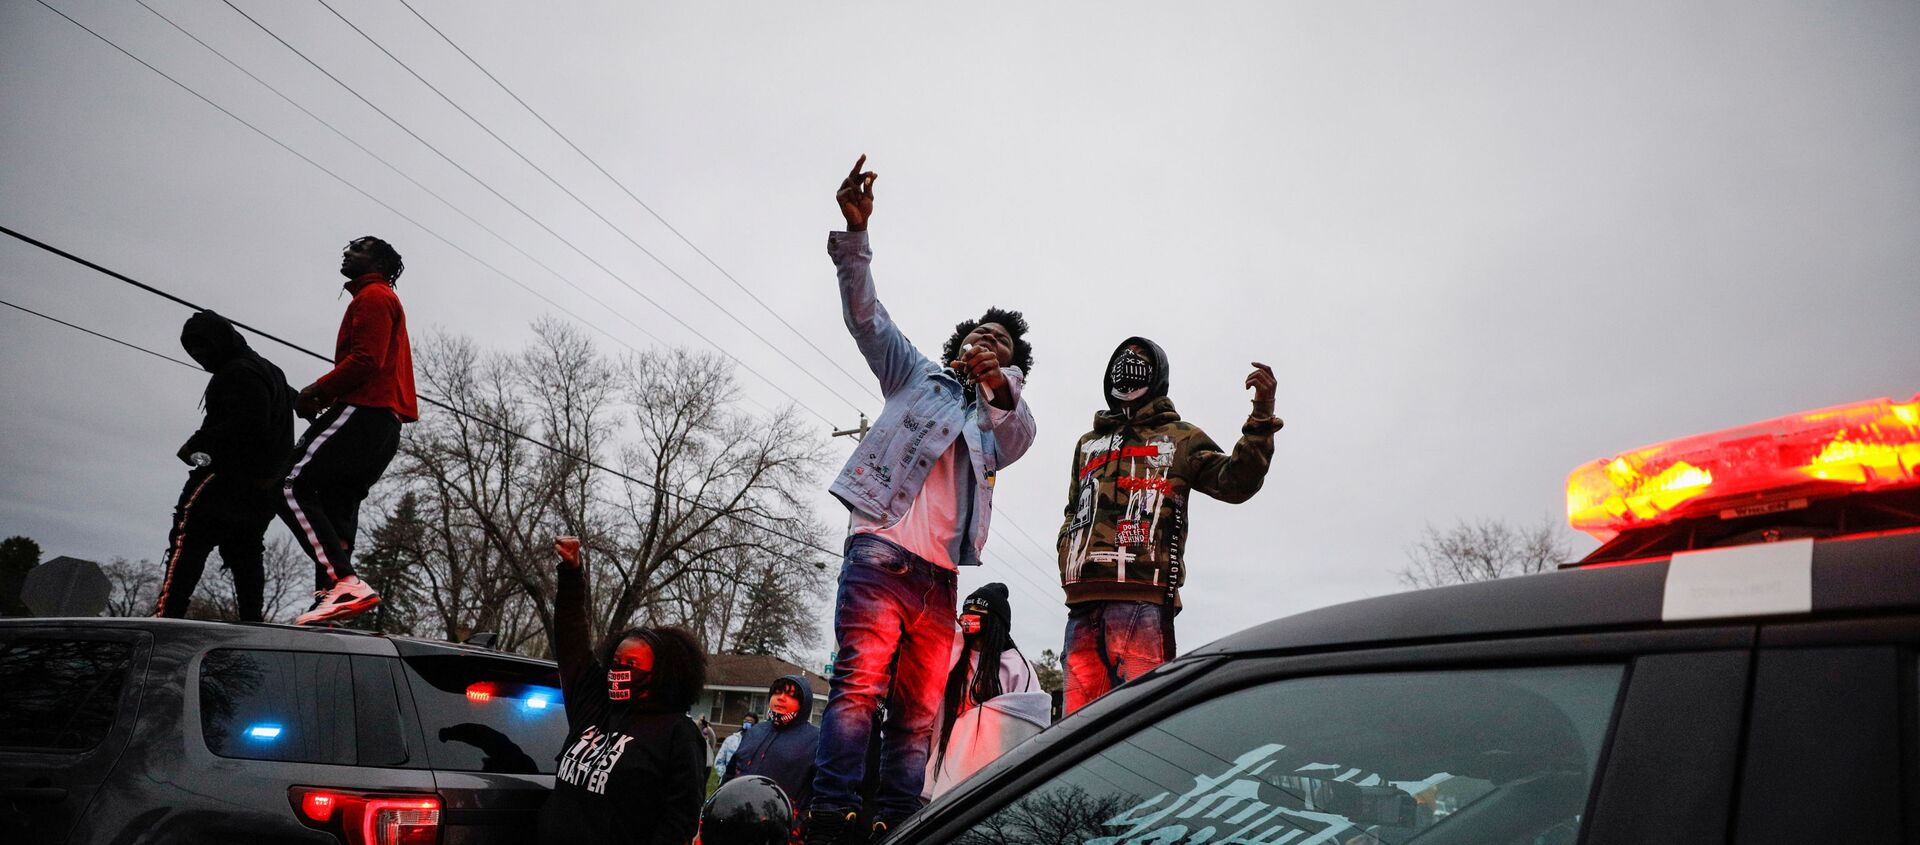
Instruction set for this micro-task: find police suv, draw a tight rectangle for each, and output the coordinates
[0,619,567,844]
[892,394,1920,845]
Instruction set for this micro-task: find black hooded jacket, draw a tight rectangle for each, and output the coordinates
[723,674,819,811]
[180,311,294,483]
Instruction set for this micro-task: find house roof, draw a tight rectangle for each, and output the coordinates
[706,652,830,696]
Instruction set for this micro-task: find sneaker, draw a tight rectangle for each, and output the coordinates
[801,808,857,845]
[295,579,380,625]
[868,819,891,843]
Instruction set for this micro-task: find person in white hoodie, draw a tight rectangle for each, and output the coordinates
[713,713,759,784]
[924,583,1050,799]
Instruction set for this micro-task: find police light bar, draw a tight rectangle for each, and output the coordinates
[1568,394,1920,540]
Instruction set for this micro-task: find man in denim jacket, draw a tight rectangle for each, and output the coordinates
[806,156,1038,844]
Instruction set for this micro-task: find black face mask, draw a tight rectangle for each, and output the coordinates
[1109,350,1154,404]
[608,665,652,701]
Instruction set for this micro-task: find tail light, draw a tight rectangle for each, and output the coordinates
[291,787,441,845]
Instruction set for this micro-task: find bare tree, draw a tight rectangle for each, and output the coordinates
[102,538,308,622]
[953,784,1132,845]
[188,538,311,622]
[382,321,833,660]
[592,347,833,644]
[102,556,158,617]
[1397,516,1573,589]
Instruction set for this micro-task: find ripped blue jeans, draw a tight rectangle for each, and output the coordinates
[810,535,957,821]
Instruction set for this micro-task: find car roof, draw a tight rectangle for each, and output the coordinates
[0,617,554,664]
[1192,528,1920,658]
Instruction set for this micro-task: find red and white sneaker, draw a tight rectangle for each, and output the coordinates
[295,578,381,625]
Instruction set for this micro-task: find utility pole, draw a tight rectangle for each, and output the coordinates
[832,413,870,442]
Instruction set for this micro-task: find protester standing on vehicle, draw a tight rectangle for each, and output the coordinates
[808,155,1039,844]
[724,675,819,838]
[542,536,708,845]
[924,582,1044,799]
[714,712,758,782]
[281,236,417,625]
[1057,338,1281,713]
[154,310,294,621]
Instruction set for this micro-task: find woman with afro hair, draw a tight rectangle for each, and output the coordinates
[540,536,708,845]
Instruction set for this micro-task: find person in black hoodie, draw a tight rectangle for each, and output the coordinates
[154,311,294,621]
[724,674,819,829]
[542,536,708,845]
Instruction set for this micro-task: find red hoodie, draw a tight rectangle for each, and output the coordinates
[309,272,417,422]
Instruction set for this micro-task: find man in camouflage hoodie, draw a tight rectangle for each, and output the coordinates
[1056,337,1282,713]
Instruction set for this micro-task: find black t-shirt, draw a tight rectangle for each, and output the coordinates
[538,567,704,845]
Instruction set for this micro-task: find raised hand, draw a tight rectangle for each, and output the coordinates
[836,155,878,231]
[1245,362,1277,418]
[554,536,582,570]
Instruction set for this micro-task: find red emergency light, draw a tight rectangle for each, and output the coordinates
[1568,394,1920,540]
[291,787,441,845]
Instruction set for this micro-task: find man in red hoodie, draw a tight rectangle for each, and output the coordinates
[281,236,417,625]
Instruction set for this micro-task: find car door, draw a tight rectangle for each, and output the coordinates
[0,626,151,845]
[1729,614,1920,845]
[894,625,1753,845]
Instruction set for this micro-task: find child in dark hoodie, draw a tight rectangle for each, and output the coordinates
[1056,337,1282,714]
[155,310,294,621]
[725,675,819,824]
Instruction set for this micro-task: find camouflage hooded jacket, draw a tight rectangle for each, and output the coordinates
[1056,338,1280,606]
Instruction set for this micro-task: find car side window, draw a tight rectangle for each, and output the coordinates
[0,637,135,752]
[399,654,567,775]
[954,665,1623,845]
[199,649,356,765]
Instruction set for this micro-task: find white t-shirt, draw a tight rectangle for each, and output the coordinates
[849,437,975,570]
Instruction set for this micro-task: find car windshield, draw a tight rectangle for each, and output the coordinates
[953,665,1622,845]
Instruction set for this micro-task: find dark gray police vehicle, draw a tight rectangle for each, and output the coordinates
[890,393,1920,845]
[0,618,567,844]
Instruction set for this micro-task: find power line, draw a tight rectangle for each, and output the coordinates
[35,0,810,424]
[217,0,858,423]
[320,0,879,411]
[392,0,883,405]
[28,1,670,370]
[0,298,199,370]
[0,224,840,558]
[23,0,1061,601]
[131,1,663,354]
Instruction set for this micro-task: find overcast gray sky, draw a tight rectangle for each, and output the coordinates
[4,0,1917,657]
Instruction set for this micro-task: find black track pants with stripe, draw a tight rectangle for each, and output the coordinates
[277,404,401,590]
[155,470,273,621]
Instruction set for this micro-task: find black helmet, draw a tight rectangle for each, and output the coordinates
[700,775,794,845]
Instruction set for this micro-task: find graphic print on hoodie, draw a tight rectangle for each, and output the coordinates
[1057,337,1281,607]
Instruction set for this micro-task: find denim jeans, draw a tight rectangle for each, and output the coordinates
[810,535,957,820]
[1062,600,1177,714]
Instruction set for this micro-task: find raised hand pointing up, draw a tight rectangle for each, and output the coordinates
[837,154,878,231]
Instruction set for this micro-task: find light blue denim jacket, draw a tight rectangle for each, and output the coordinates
[827,230,1037,566]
